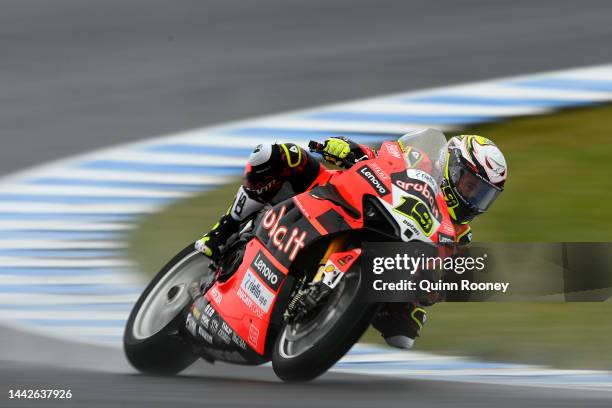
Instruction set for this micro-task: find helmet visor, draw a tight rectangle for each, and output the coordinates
[448,150,502,212]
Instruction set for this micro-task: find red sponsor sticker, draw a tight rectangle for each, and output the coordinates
[248,323,260,348]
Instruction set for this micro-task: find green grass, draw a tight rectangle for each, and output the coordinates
[127,104,612,369]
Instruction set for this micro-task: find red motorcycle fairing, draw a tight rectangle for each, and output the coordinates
[186,140,455,363]
[193,238,290,359]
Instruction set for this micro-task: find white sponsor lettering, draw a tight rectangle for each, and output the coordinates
[369,162,389,180]
[237,287,264,319]
[185,314,197,336]
[253,253,278,286]
[407,169,437,191]
[232,333,247,350]
[239,269,275,313]
[262,206,307,261]
[198,327,213,343]
[359,166,388,195]
[210,286,222,304]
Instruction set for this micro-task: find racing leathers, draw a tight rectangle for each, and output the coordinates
[195,138,376,258]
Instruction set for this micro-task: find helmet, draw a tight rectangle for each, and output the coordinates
[442,135,507,224]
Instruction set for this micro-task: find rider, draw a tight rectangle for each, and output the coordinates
[195,131,508,349]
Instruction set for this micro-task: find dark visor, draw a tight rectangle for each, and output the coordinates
[448,150,502,212]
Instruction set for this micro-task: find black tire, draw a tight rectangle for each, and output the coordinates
[124,243,206,375]
[272,264,376,382]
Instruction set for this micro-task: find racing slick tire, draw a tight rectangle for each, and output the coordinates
[272,262,377,382]
[124,243,206,375]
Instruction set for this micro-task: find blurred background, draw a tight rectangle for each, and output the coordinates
[2,0,612,406]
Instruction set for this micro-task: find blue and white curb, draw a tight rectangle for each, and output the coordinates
[335,344,612,390]
[1,63,612,384]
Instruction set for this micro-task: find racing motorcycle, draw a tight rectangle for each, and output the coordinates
[124,128,457,382]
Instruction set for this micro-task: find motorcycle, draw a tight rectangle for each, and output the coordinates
[123,128,457,381]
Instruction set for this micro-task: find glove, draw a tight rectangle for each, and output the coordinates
[322,137,352,167]
[323,137,351,159]
[195,235,214,257]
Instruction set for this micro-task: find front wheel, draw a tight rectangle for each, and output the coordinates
[272,264,376,382]
[124,243,209,375]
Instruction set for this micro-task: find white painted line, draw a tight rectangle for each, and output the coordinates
[0,257,134,268]
[543,67,612,81]
[0,221,133,231]
[107,151,248,166]
[0,240,124,250]
[0,202,161,214]
[165,134,315,148]
[0,293,140,305]
[433,83,612,100]
[325,101,546,116]
[0,310,129,320]
[28,326,125,336]
[339,351,464,363]
[0,185,191,199]
[0,274,141,285]
[249,117,455,133]
[37,168,235,185]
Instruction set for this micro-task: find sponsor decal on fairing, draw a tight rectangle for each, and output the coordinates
[251,251,283,291]
[358,165,390,197]
[237,269,274,318]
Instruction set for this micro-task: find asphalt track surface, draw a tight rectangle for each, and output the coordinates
[2,0,612,406]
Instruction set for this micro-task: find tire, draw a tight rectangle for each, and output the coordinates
[272,264,376,382]
[124,243,209,375]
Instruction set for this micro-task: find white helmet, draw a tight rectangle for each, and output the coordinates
[443,135,507,223]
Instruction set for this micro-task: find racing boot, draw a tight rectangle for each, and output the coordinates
[195,211,240,261]
[371,302,427,349]
[195,186,264,260]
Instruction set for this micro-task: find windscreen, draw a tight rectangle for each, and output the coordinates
[397,128,448,192]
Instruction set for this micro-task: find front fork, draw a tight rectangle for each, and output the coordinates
[313,234,349,283]
[284,234,361,323]
[314,234,361,289]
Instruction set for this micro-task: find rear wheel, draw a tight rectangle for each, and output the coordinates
[124,243,210,375]
[272,264,376,382]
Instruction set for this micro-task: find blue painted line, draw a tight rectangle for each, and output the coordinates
[22,319,126,327]
[404,95,596,107]
[0,212,140,222]
[0,284,141,295]
[0,303,132,311]
[304,111,498,125]
[144,144,254,157]
[224,127,393,142]
[0,194,174,204]
[513,78,612,92]
[78,161,244,175]
[0,268,128,276]
[0,231,125,240]
[336,360,516,371]
[0,249,122,258]
[346,348,390,356]
[25,178,213,193]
